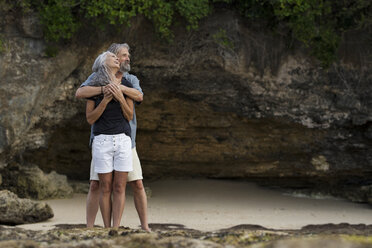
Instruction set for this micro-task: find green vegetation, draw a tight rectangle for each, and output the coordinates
[231,0,371,66]
[44,45,58,57]
[274,0,340,66]
[272,0,370,66]
[7,0,372,66]
[212,28,234,49]
[10,0,213,42]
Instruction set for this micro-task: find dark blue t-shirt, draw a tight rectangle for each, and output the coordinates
[90,79,133,137]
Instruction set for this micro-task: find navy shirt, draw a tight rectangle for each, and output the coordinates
[89,79,133,137]
[82,73,143,148]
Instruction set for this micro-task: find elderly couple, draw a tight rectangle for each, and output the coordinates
[75,43,149,230]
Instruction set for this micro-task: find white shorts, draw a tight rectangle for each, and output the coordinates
[92,133,132,174]
[90,147,143,181]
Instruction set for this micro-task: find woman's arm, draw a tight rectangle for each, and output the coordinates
[120,97,134,121]
[86,92,113,125]
[109,86,133,121]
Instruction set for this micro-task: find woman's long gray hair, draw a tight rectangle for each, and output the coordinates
[88,51,116,87]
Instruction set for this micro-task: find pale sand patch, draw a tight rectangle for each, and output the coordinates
[17,179,372,231]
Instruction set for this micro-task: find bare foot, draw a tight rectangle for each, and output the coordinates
[141,225,152,232]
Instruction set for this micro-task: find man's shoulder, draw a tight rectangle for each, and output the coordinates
[121,77,133,88]
[124,72,142,95]
[125,73,139,82]
[80,72,96,87]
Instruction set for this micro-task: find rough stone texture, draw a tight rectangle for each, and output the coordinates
[0,7,111,164]
[0,224,371,248]
[0,8,371,194]
[129,13,371,190]
[0,190,53,225]
[338,185,372,204]
[251,237,372,248]
[0,164,73,200]
[69,180,90,194]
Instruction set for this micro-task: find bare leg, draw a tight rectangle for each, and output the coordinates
[112,171,128,228]
[98,172,113,228]
[129,180,150,231]
[86,180,100,227]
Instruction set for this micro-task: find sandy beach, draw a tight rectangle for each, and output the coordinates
[17,179,372,231]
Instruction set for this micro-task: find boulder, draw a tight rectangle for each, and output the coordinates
[1,165,73,200]
[0,190,53,225]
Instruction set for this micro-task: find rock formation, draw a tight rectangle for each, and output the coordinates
[0,8,371,199]
[0,223,371,248]
[0,190,53,225]
[0,164,73,200]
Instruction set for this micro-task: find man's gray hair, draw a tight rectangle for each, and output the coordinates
[107,43,130,55]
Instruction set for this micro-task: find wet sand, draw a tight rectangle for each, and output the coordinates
[18,179,372,231]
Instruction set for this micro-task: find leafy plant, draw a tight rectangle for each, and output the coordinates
[175,0,210,31]
[10,0,372,66]
[233,0,371,67]
[212,28,234,49]
[38,0,79,41]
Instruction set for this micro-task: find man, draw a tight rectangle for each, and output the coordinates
[75,43,149,231]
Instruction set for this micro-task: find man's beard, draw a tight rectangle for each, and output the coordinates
[119,62,130,73]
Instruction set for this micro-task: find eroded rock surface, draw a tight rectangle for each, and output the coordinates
[0,8,370,194]
[0,190,53,225]
[0,223,371,248]
[0,164,73,200]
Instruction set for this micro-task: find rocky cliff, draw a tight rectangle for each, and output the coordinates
[0,9,371,194]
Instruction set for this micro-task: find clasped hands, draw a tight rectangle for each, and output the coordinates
[102,83,124,103]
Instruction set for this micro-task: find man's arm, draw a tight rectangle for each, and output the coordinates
[76,86,102,99]
[120,74,143,103]
[75,73,102,99]
[119,86,143,102]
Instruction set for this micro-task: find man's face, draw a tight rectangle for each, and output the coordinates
[117,47,130,72]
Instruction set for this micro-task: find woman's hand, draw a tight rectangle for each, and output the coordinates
[107,83,125,103]
[102,87,113,104]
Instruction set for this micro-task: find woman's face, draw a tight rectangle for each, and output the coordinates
[106,53,120,69]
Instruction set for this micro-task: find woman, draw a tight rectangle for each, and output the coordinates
[86,51,133,228]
